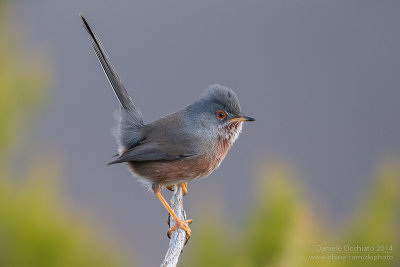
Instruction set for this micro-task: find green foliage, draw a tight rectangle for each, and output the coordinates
[0,14,46,157]
[0,167,127,267]
[0,1,398,266]
[181,207,233,267]
[0,3,130,266]
[341,163,399,267]
[244,167,301,266]
[183,165,399,267]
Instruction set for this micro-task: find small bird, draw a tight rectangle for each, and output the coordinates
[80,14,254,243]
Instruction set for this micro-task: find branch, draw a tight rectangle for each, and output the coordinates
[161,185,187,267]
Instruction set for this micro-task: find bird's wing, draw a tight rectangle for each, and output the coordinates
[108,141,193,164]
[108,113,200,164]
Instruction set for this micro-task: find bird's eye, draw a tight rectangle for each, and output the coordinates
[216,110,227,120]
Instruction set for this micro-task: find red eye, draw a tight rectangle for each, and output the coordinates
[216,110,226,120]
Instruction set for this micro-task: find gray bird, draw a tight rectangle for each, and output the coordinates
[80,14,255,243]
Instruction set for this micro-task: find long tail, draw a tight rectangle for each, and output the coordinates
[80,14,144,150]
[81,14,136,111]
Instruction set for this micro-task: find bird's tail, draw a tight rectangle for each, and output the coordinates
[80,14,144,150]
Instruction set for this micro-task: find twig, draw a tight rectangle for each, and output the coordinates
[161,185,187,267]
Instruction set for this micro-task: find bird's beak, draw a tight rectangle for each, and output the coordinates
[230,115,255,122]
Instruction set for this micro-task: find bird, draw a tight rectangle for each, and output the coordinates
[80,14,255,243]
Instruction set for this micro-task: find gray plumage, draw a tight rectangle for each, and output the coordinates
[80,14,253,170]
[81,14,255,243]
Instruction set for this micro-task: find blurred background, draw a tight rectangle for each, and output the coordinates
[1,0,399,266]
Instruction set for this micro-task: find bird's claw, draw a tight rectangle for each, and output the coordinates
[167,218,192,245]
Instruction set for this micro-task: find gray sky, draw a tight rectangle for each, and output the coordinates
[11,0,400,265]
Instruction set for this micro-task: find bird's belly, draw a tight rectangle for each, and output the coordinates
[127,153,227,187]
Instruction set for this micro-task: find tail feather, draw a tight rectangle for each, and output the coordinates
[80,14,144,149]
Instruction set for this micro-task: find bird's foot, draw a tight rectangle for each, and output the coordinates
[167,218,192,244]
[166,182,188,196]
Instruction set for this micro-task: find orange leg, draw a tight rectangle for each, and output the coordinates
[180,182,188,195]
[166,183,188,196]
[154,189,192,244]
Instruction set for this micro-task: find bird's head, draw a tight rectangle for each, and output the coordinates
[186,84,255,144]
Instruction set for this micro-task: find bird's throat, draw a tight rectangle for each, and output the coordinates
[218,121,242,150]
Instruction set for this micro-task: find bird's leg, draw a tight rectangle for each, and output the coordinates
[180,182,188,195]
[153,188,192,244]
[166,183,188,196]
[166,183,188,228]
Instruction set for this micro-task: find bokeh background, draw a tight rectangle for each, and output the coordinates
[1,0,399,266]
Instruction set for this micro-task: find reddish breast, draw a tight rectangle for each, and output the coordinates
[128,121,243,187]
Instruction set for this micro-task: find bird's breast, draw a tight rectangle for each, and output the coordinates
[126,122,243,187]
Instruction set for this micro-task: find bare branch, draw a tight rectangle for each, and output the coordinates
[161,185,187,267]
